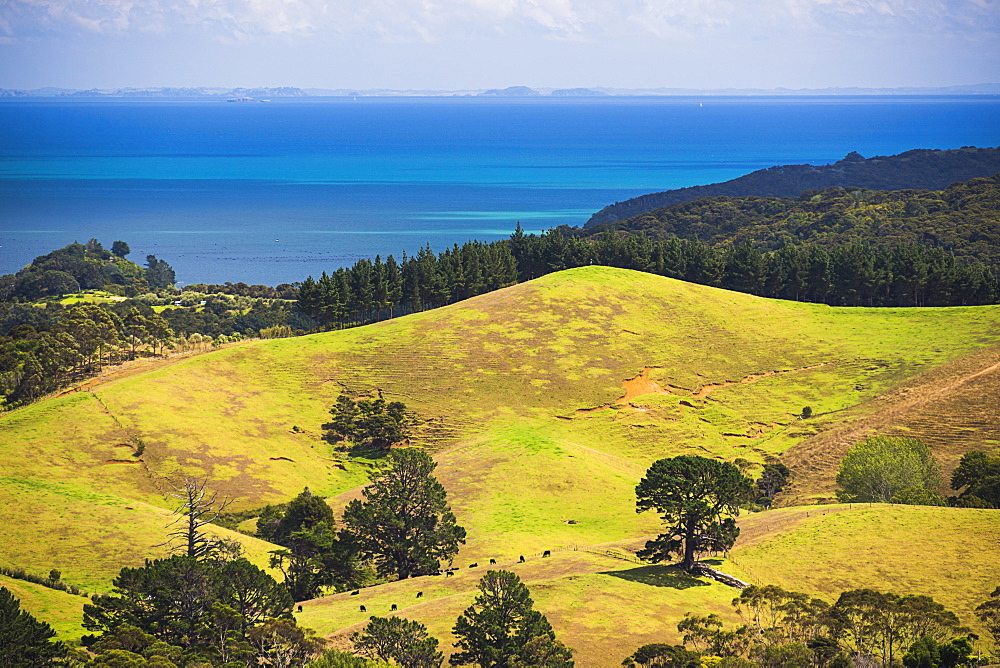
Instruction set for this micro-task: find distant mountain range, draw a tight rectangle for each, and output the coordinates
[584,147,1000,228]
[1,83,998,98]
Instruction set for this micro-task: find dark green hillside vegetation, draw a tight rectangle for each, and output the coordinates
[582,174,1000,262]
[586,146,1000,227]
[0,241,312,409]
[0,239,166,301]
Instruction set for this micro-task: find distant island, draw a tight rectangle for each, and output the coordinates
[2,83,999,98]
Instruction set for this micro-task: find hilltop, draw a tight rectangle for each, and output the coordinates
[3,266,1000,662]
[585,146,1000,227]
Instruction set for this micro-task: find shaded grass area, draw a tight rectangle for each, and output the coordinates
[0,574,88,642]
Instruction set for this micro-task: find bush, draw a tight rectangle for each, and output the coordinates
[836,436,940,503]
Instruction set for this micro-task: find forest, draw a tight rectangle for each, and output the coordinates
[581,175,1000,264]
[585,146,1000,227]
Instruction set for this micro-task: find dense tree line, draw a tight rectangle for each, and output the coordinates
[184,282,299,300]
[297,243,518,328]
[297,227,1000,333]
[0,303,173,406]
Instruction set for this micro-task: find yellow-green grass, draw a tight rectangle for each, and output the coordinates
[724,504,1000,640]
[0,575,88,642]
[55,291,127,306]
[297,550,741,668]
[299,504,1000,666]
[0,476,281,593]
[3,266,1000,622]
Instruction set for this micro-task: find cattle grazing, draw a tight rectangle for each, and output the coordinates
[297,605,303,612]
[489,558,497,564]
[390,604,398,611]
[350,590,360,595]
[519,555,525,563]
[542,550,551,558]
[469,563,478,568]
[446,570,454,577]
[416,591,423,598]
[360,605,366,612]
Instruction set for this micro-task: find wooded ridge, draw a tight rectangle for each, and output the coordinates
[585,146,1000,227]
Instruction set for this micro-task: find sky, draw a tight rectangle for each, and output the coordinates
[0,0,998,90]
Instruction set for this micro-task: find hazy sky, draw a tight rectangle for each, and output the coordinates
[0,0,997,90]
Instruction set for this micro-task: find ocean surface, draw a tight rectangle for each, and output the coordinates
[1,96,999,286]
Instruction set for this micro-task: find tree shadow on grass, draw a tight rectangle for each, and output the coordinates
[600,564,710,589]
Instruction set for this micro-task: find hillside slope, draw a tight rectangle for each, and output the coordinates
[582,174,1000,266]
[297,504,1000,667]
[780,342,1000,503]
[2,266,999,640]
[585,146,1000,227]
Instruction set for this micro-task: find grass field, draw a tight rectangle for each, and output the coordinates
[0,575,89,641]
[295,504,1000,666]
[3,266,999,654]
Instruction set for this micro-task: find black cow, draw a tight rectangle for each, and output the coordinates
[297,605,303,612]
[360,605,366,612]
[489,558,497,564]
[390,604,398,611]
[350,590,359,595]
[519,555,525,563]
[446,571,454,577]
[542,550,551,558]
[469,563,478,568]
[416,591,423,598]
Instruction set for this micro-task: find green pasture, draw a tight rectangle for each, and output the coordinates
[55,291,127,306]
[725,504,1000,640]
[0,575,88,642]
[297,550,741,667]
[299,504,1000,666]
[3,266,1000,649]
[0,476,280,593]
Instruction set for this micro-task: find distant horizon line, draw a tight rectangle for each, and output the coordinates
[3,82,1000,98]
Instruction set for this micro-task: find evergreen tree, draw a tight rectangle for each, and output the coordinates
[352,616,443,668]
[635,456,753,571]
[260,489,359,601]
[0,586,67,666]
[450,570,572,667]
[342,448,465,580]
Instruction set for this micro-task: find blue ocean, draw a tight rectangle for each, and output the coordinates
[1,96,998,285]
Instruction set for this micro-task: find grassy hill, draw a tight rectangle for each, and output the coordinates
[295,504,1000,666]
[2,266,1000,658]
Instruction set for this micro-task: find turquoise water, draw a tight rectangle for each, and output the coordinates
[1,96,998,285]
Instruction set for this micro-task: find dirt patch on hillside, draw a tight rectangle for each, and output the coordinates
[619,367,670,402]
[570,363,833,418]
[780,344,1000,504]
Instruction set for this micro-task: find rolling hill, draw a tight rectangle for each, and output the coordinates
[3,266,999,663]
